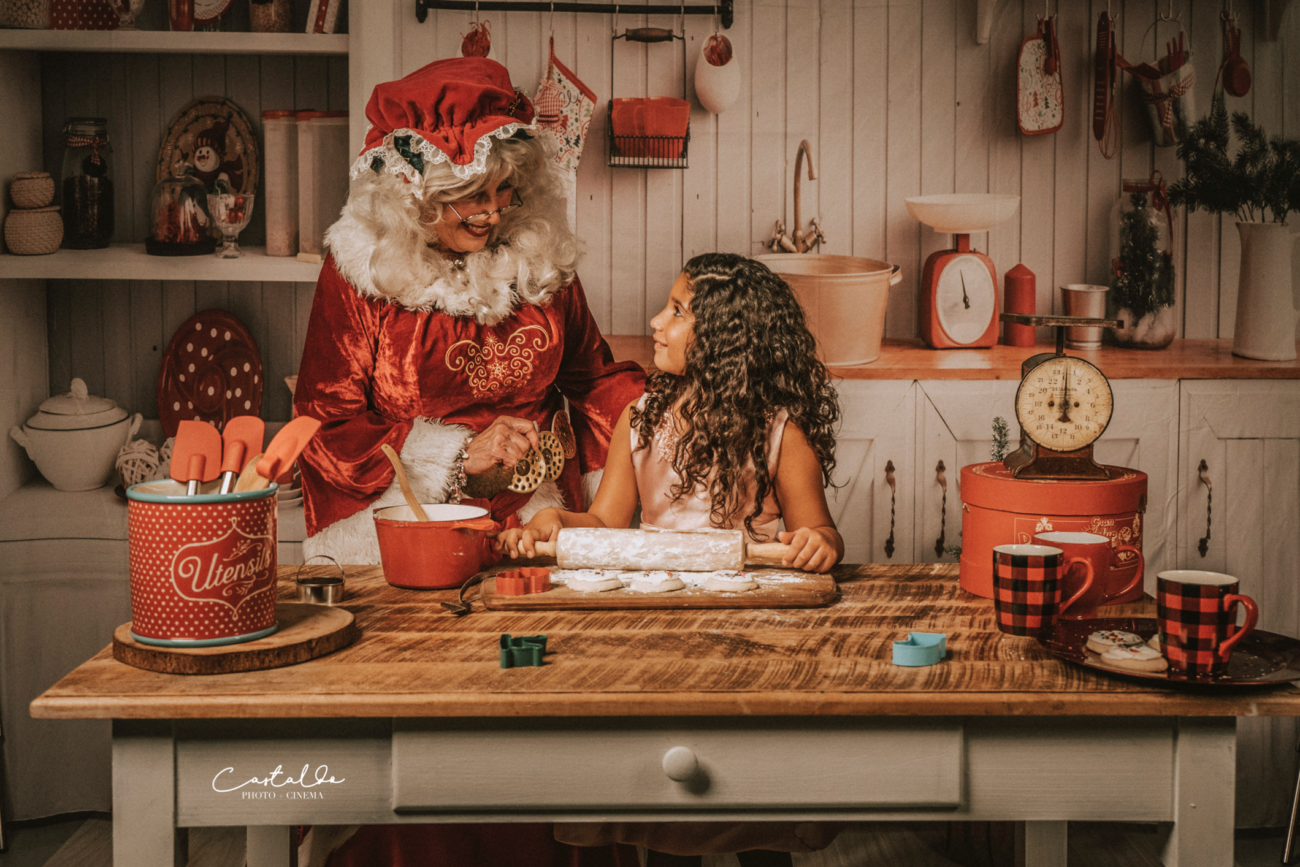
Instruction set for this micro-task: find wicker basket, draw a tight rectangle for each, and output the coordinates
[4,206,63,255]
[10,171,54,209]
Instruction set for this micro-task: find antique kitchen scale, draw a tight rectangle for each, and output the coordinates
[959,313,1149,601]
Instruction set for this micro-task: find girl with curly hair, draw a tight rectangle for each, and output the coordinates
[502,251,844,572]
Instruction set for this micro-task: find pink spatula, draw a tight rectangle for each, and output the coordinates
[218,415,265,494]
[172,420,222,496]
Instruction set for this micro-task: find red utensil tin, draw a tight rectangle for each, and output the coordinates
[126,480,278,646]
[959,461,1147,601]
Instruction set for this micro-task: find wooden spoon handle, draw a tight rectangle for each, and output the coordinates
[233,453,267,493]
[380,444,429,522]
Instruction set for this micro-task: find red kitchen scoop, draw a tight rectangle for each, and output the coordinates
[235,416,322,493]
[218,415,265,494]
[172,420,223,496]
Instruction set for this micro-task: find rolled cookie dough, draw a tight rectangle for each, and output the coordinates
[702,570,758,592]
[630,570,686,593]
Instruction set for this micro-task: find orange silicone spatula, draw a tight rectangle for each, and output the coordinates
[218,415,265,494]
[172,420,223,496]
[241,416,323,492]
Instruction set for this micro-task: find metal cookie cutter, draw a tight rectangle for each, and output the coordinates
[295,556,346,606]
[892,632,947,667]
[500,634,548,669]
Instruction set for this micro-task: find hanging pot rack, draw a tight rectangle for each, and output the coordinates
[416,0,733,28]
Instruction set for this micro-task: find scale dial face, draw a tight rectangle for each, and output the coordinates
[1015,355,1114,451]
[935,254,997,345]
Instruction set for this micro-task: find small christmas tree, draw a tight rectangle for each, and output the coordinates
[1110,190,1175,321]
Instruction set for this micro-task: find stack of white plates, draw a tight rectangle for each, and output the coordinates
[277,465,303,509]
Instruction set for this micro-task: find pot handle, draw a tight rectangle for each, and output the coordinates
[124,413,143,446]
[890,264,903,286]
[8,426,30,452]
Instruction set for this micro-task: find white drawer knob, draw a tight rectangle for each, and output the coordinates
[662,746,698,781]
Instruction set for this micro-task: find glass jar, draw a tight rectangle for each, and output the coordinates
[60,118,115,250]
[146,162,216,256]
[1,0,52,28]
[249,0,291,32]
[1107,176,1177,349]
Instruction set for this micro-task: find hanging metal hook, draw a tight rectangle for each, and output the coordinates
[1160,0,1179,21]
[549,0,555,37]
[612,2,618,36]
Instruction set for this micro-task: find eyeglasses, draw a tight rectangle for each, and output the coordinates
[446,189,523,229]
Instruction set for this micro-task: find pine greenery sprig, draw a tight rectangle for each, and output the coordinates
[1110,191,1175,319]
[1169,94,1300,224]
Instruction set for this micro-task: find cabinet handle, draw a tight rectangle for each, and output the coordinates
[1197,459,1212,558]
[884,460,896,559]
[934,459,947,559]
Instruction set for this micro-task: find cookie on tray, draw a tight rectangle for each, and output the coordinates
[1097,644,1169,673]
[1085,629,1147,656]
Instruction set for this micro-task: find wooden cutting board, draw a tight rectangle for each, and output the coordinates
[480,566,837,610]
[112,603,359,675]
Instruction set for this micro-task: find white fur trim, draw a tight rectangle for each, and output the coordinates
[324,209,565,325]
[350,123,534,195]
[304,418,568,564]
[582,469,604,510]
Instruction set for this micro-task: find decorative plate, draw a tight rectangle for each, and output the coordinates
[1037,616,1300,688]
[157,97,259,196]
[157,310,264,437]
[194,0,235,24]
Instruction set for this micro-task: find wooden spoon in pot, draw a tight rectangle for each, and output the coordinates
[380,444,429,522]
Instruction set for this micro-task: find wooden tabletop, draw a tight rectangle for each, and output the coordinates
[605,336,1300,381]
[32,565,1300,720]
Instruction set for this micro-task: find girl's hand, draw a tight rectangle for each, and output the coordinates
[777,527,842,573]
[464,416,541,476]
[496,509,563,559]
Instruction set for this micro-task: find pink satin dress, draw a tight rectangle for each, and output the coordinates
[629,395,788,542]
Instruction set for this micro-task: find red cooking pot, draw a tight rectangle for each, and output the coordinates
[374,503,503,590]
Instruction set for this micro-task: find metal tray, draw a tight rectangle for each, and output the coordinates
[1037,616,1300,688]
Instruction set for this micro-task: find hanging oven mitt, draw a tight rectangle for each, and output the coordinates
[534,36,597,227]
[1018,15,1064,136]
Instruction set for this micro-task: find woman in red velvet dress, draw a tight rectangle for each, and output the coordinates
[292,57,643,867]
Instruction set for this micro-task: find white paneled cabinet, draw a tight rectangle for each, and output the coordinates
[1179,380,1300,828]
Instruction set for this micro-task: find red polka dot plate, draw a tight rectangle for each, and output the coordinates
[158,309,263,437]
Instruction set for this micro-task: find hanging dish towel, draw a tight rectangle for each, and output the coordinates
[1018,16,1064,135]
[534,37,597,228]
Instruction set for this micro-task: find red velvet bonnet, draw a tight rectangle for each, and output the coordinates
[350,57,536,196]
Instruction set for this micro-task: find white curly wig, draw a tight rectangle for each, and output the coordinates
[325,131,582,325]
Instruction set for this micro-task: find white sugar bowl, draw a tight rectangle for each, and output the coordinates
[10,378,142,491]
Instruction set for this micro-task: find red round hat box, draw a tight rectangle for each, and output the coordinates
[959,461,1147,601]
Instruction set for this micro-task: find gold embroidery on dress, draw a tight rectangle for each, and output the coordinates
[445,325,551,396]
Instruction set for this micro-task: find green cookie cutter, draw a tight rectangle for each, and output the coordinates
[892,632,947,667]
[500,633,548,669]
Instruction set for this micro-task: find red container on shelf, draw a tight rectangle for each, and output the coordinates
[126,481,278,646]
[959,461,1147,602]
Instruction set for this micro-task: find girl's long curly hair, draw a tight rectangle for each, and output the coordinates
[630,253,840,540]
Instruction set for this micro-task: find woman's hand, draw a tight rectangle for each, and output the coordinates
[496,508,564,559]
[777,526,842,573]
[463,416,541,476]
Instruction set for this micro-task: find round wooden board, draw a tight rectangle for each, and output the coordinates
[112,603,359,675]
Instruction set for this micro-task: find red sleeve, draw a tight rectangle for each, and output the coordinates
[553,276,646,474]
[294,256,412,532]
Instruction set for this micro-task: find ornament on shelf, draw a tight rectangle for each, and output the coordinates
[116,438,161,489]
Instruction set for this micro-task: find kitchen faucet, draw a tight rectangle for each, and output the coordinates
[768,139,826,253]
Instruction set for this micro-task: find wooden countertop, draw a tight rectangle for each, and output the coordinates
[32,565,1300,720]
[605,336,1300,380]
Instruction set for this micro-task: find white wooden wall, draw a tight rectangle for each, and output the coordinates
[39,0,1300,422]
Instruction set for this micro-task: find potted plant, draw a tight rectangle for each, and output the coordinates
[1169,95,1300,360]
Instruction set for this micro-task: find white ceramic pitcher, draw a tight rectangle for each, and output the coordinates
[1233,221,1300,361]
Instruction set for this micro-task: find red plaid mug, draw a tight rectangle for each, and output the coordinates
[992,544,1072,635]
[1033,531,1144,620]
[1157,570,1259,678]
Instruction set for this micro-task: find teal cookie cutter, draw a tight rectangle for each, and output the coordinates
[892,632,947,667]
[500,634,548,669]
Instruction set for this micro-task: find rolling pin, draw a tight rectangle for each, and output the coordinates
[532,528,790,572]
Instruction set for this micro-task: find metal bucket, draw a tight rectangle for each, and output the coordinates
[756,254,902,365]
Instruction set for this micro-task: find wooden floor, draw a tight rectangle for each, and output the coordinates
[3,819,1288,867]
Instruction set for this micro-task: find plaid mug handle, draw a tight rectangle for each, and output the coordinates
[1219,593,1260,659]
[1058,557,1095,615]
[1100,544,1145,605]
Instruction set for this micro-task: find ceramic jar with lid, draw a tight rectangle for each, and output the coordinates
[9,378,142,491]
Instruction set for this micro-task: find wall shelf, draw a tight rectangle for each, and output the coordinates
[0,30,347,55]
[0,244,323,282]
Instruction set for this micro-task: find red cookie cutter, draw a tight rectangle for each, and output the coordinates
[496,567,552,596]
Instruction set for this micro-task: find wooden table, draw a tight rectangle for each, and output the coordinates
[32,564,1300,867]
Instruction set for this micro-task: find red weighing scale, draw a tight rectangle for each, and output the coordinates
[959,314,1147,602]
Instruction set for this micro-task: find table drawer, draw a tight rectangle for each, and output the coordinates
[392,719,963,811]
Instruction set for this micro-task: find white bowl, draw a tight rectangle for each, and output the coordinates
[904,194,1021,234]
